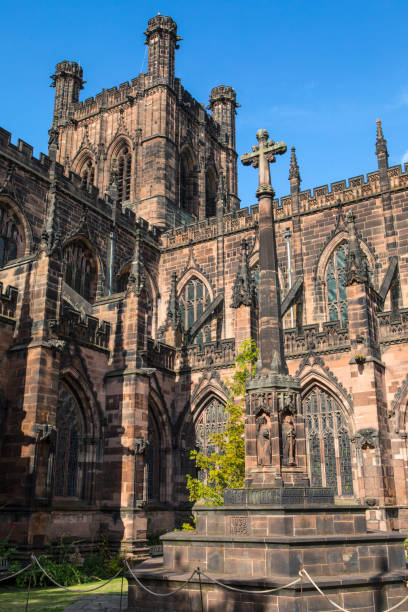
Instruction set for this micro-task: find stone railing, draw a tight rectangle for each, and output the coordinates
[0,282,18,319]
[59,301,111,350]
[176,339,235,371]
[147,338,235,371]
[284,322,350,357]
[378,309,408,344]
[162,206,258,249]
[147,339,176,371]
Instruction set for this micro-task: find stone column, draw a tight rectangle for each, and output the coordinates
[241,130,308,488]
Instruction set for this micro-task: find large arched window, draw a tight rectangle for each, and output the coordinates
[179,277,211,346]
[54,384,84,498]
[0,204,23,267]
[63,240,97,302]
[79,157,95,190]
[205,166,217,218]
[304,388,353,497]
[116,145,132,203]
[326,243,348,326]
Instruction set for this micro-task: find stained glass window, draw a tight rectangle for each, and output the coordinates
[179,278,211,346]
[195,399,227,482]
[326,243,348,326]
[304,388,353,496]
[55,384,83,498]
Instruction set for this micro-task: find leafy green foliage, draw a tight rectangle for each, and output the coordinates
[13,534,124,588]
[186,339,258,506]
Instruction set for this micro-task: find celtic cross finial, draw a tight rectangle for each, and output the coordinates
[241,129,287,197]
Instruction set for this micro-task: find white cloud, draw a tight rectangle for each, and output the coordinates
[402,150,408,167]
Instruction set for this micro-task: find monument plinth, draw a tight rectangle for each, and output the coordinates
[126,130,408,611]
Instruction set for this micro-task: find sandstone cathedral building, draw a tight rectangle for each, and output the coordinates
[1,15,408,555]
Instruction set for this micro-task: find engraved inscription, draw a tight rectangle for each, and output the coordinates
[230,516,248,535]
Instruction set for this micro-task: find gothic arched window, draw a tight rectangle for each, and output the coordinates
[63,241,97,303]
[180,147,197,218]
[205,167,217,218]
[0,204,22,267]
[195,399,227,482]
[304,388,353,496]
[179,277,211,346]
[326,243,348,326]
[116,146,132,203]
[80,158,95,190]
[54,384,84,498]
[195,399,227,457]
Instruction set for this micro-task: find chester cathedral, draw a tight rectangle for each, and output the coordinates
[1,14,408,555]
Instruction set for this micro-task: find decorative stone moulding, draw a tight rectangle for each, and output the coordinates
[354,354,366,364]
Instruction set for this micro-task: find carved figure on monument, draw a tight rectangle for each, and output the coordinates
[281,412,296,466]
[256,411,272,465]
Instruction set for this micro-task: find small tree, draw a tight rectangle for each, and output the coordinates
[186,339,258,506]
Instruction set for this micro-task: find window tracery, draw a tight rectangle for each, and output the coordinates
[304,388,353,496]
[195,399,227,481]
[0,204,22,267]
[179,277,211,346]
[116,145,132,203]
[63,241,97,302]
[54,384,84,498]
[326,243,348,326]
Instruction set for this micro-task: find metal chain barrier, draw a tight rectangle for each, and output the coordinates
[0,561,33,582]
[124,559,198,597]
[3,553,408,612]
[199,567,301,593]
[31,555,123,593]
[299,568,408,612]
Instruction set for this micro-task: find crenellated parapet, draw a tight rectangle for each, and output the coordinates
[274,164,408,220]
[0,282,18,320]
[58,301,111,350]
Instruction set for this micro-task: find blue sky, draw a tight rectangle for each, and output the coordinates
[1,0,407,208]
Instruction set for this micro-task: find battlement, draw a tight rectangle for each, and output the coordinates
[161,205,259,249]
[0,127,52,176]
[0,282,18,320]
[52,61,84,82]
[59,300,111,350]
[273,163,408,219]
[144,14,178,37]
[72,75,144,118]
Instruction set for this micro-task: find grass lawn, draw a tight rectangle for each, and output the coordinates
[0,577,127,611]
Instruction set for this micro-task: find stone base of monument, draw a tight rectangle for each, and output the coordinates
[127,489,408,611]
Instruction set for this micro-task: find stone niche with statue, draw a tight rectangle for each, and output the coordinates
[126,130,408,611]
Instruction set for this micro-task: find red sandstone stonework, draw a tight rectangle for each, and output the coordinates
[0,14,408,557]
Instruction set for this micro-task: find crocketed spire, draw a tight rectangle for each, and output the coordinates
[345,211,370,286]
[231,239,255,308]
